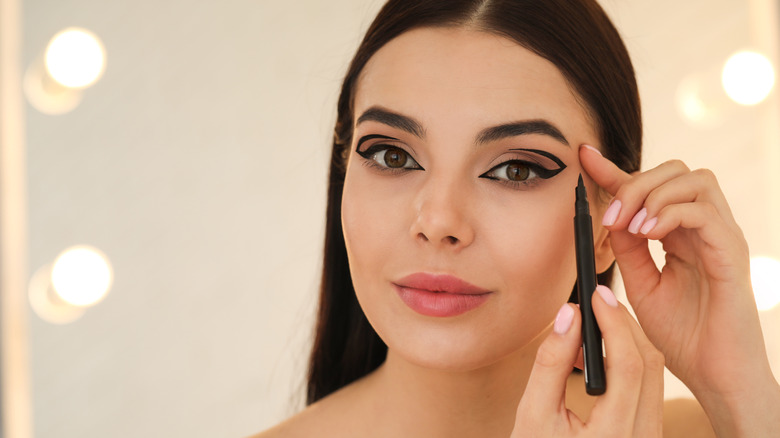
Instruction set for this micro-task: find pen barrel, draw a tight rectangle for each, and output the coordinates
[574,213,606,395]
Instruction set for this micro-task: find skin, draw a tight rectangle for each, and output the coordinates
[343,26,612,375]
[254,26,779,438]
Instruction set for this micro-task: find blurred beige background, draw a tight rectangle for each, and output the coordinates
[2,0,779,437]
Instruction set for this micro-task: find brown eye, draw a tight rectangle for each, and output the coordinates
[506,162,530,181]
[357,144,422,171]
[480,160,550,186]
[479,153,566,188]
[384,147,408,168]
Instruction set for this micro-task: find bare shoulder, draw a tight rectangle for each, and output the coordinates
[663,398,715,438]
[246,402,331,438]
[246,378,373,438]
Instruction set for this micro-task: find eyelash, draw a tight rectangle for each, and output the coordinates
[355,144,565,189]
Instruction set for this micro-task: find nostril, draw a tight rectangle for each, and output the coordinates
[446,236,458,245]
[417,233,429,242]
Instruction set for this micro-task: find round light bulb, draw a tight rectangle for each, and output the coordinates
[45,28,106,89]
[751,256,780,311]
[51,246,113,307]
[722,51,775,106]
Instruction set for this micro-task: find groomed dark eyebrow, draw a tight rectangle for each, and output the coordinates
[356,106,426,139]
[476,120,570,147]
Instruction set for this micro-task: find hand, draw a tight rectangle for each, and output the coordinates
[513,286,664,437]
[579,145,780,435]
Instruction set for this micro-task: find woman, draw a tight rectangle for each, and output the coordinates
[256,0,780,436]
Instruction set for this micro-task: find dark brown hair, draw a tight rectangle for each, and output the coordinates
[307,0,642,405]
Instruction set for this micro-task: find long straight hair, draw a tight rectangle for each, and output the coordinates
[307,0,642,405]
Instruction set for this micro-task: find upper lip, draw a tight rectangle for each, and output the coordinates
[394,273,492,295]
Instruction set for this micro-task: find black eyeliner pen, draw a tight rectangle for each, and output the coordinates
[574,174,607,395]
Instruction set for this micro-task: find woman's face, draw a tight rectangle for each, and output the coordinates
[342,27,612,371]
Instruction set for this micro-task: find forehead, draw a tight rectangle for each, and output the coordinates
[354,27,596,141]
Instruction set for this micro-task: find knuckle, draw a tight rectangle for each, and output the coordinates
[700,201,718,216]
[693,168,718,185]
[643,189,661,210]
[663,159,690,173]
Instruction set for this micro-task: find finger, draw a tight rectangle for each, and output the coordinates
[579,143,631,196]
[641,202,749,279]
[603,160,691,232]
[613,199,746,310]
[621,301,665,438]
[638,168,738,233]
[586,286,642,437]
[518,304,582,421]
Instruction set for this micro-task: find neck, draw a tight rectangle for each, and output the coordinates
[362,327,550,438]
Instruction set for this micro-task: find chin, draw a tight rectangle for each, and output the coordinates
[376,314,546,372]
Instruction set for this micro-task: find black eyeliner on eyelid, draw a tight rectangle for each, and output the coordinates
[478,148,567,184]
[356,134,400,151]
[508,148,567,169]
[480,160,563,181]
[356,144,389,159]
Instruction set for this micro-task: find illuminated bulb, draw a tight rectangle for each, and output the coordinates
[722,51,775,105]
[677,89,708,123]
[751,256,780,311]
[51,246,113,307]
[45,28,106,88]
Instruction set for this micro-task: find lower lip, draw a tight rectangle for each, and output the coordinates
[394,285,491,317]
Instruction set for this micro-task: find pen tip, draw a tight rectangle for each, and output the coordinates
[578,173,584,186]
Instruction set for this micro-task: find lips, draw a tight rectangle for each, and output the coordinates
[395,273,492,295]
[393,273,492,317]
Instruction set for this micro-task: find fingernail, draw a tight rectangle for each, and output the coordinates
[628,207,648,234]
[580,144,603,156]
[640,217,657,235]
[602,199,621,226]
[553,304,575,334]
[596,285,618,307]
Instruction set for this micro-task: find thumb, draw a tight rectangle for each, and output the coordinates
[518,304,582,419]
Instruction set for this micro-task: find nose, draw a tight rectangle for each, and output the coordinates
[410,175,475,250]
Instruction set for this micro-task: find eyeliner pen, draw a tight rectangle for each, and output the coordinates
[574,174,607,395]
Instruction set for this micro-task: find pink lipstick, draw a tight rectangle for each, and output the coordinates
[393,273,492,317]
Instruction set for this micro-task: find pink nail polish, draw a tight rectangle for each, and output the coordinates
[554,304,575,334]
[640,217,657,235]
[596,285,618,307]
[581,144,603,156]
[602,199,621,226]
[628,208,648,234]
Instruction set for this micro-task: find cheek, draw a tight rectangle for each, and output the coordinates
[341,169,406,268]
[479,194,577,321]
[341,166,411,309]
[447,196,577,370]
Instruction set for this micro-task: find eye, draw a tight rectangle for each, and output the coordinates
[357,144,423,171]
[481,161,540,183]
[479,153,565,188]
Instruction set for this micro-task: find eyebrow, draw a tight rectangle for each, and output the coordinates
[356,106,569,147]
[476,120,570,147]
[356,106,425,139]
